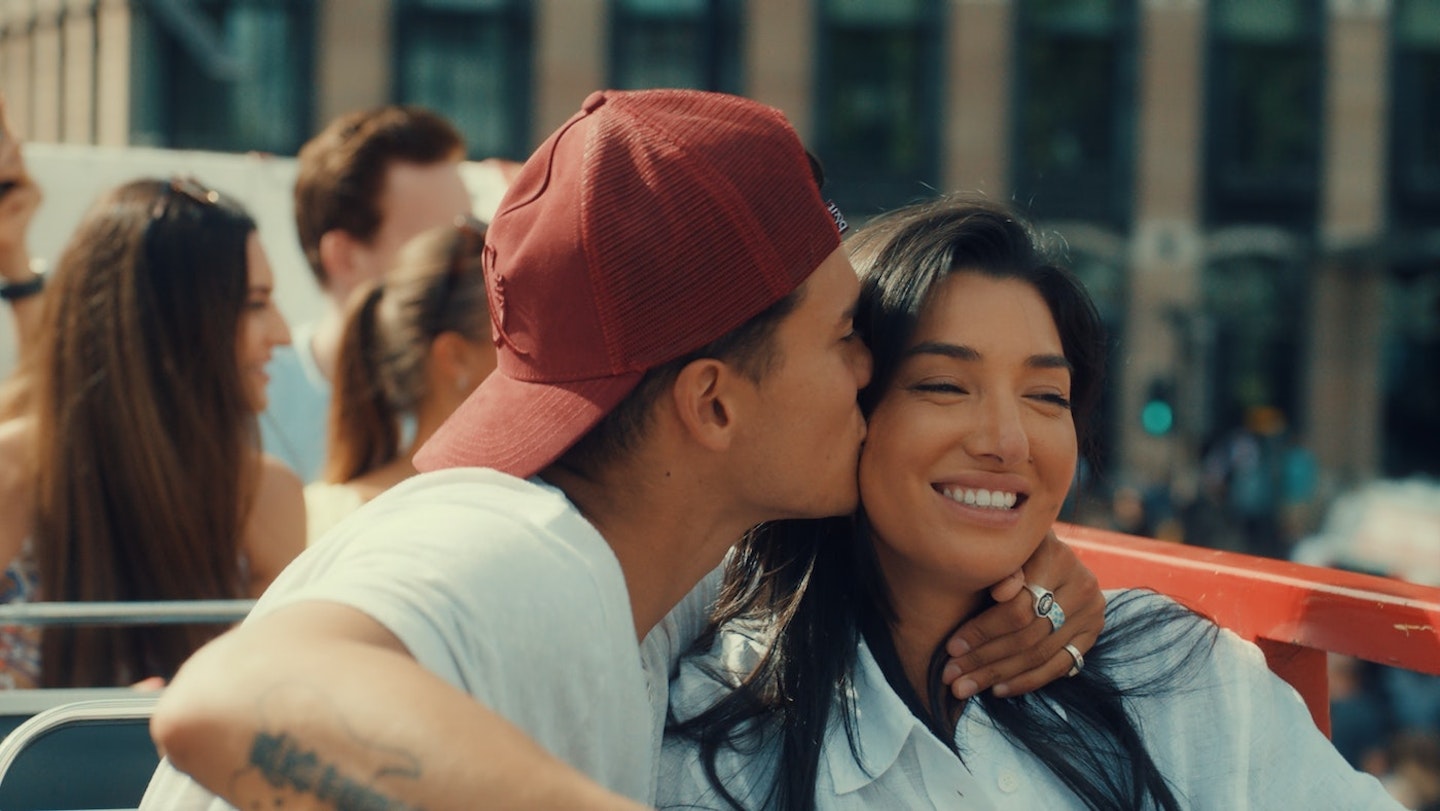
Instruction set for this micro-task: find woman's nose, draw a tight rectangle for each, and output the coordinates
[965,396,1030,466]
[270,309,292,347]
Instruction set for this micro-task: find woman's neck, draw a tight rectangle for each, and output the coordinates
[876,553,985,714]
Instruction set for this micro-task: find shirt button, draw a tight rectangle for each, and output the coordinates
[997,770,1020,793]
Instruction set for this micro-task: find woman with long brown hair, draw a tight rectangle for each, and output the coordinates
[305,218,492,541]
[0,177,304,688]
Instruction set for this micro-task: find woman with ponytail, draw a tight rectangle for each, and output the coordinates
[0,177,303,688]
[659,196,1400,810]
[306,218,492,541]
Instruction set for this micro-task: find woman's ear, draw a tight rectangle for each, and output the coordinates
[429,331,466,377]
[670,358,738,452]
[429,331,492,394]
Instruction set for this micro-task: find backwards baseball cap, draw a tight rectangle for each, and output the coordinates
[414,89,842,478]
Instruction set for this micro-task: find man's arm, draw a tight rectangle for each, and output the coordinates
[941,530,1105,699]
[151,600,649,811]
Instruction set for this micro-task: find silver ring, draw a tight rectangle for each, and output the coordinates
[1024,583,1066,632]
[1063,643,1085,677]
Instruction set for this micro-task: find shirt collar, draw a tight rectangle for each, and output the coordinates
[823,638,938,795]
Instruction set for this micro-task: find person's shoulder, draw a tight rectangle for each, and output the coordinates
[254,453,305,516]
[671,619,774,719]
[259,452,303,487]
[241,454,308,595]
[309,468,618,589]
[0,417,34,502]
[367,468,592,534]
[0,418,35,565]
[303,480,365,543]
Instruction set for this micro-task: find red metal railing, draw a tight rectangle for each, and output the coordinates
[1060,523,1440,736]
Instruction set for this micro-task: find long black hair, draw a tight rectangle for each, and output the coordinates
[669,197,1216,810]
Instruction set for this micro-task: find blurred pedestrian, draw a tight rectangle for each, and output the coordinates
[262,106,472,482]
[0,177,304,688]
[306,218,492,540]
[0,93,45,419]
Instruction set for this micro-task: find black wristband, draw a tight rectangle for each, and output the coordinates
[0,274,44,301]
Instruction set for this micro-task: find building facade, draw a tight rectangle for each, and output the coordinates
[3,0,1437,518]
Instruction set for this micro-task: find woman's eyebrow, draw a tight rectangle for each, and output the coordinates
[904,341,979,361]
[904,341,1072,373]
[1028,353,1073,373]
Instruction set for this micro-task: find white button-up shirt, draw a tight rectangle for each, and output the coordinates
[660,591,1402,810]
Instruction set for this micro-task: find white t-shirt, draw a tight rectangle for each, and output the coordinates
[661,590,1404,810]
[142,468,713,808]
[259,323,329,484]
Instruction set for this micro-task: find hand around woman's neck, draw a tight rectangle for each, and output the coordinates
[875,550,987,725]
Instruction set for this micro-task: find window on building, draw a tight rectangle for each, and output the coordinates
[1067,247,1127,474]
[394,0,533,161]
[1201,246,1309,438]
[1012,0,1136,227]
[131,0,315,155]
[814,0,942,219]
[1381,265,1440,476]
[609,0,742,92]
[1203,0,1324,227]
[1390,0,1440,229]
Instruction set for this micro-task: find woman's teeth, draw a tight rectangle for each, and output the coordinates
[941,487,1018,510]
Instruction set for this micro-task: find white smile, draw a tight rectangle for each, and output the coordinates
[940,486,1019,510]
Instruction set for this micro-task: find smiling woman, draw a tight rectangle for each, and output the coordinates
[0,177,305,688]
[659,196,1403,810]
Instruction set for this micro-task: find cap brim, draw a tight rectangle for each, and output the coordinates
[413,369,643,479]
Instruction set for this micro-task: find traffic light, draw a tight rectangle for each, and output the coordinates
[1141,379,1175,436]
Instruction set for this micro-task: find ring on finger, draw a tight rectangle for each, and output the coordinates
[1023,583,1066,632]
[1063,643,1085,677]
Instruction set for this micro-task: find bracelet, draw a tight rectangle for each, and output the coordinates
[0,261,45,302]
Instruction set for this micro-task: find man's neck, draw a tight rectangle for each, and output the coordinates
[543,461,753,641]
[308,307,345,382]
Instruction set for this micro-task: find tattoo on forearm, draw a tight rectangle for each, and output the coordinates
[228,685,426,811]
[246,731,422,810]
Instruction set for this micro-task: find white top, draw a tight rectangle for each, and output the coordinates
[142,468,717,808]
[259,322,329,484]
[660,591,1404,810]
[301,480,365,543]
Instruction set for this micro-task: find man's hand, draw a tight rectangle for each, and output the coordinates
[941,530,1104,699]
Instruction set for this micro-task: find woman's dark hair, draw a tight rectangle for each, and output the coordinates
[325,218,489,483]
[31,178,259,687]
[670,196,1215,810]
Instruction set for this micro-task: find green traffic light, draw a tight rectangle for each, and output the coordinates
[1142,400,1174,436]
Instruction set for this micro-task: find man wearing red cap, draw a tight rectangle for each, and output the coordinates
[143,90,1101,810]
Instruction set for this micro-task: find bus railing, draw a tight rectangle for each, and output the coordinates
[0,600,255,627]
[1059,522,1440,735]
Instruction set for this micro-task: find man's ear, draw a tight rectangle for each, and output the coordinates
[317,229,363,293]
[670,358,740,452]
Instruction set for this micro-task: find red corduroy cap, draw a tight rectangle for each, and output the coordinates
[414,89,841,478]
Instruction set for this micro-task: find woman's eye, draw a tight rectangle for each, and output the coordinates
[914,382,967,395]
[1032,393,1072,409]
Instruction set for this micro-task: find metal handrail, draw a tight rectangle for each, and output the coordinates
[0,600,256,626]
